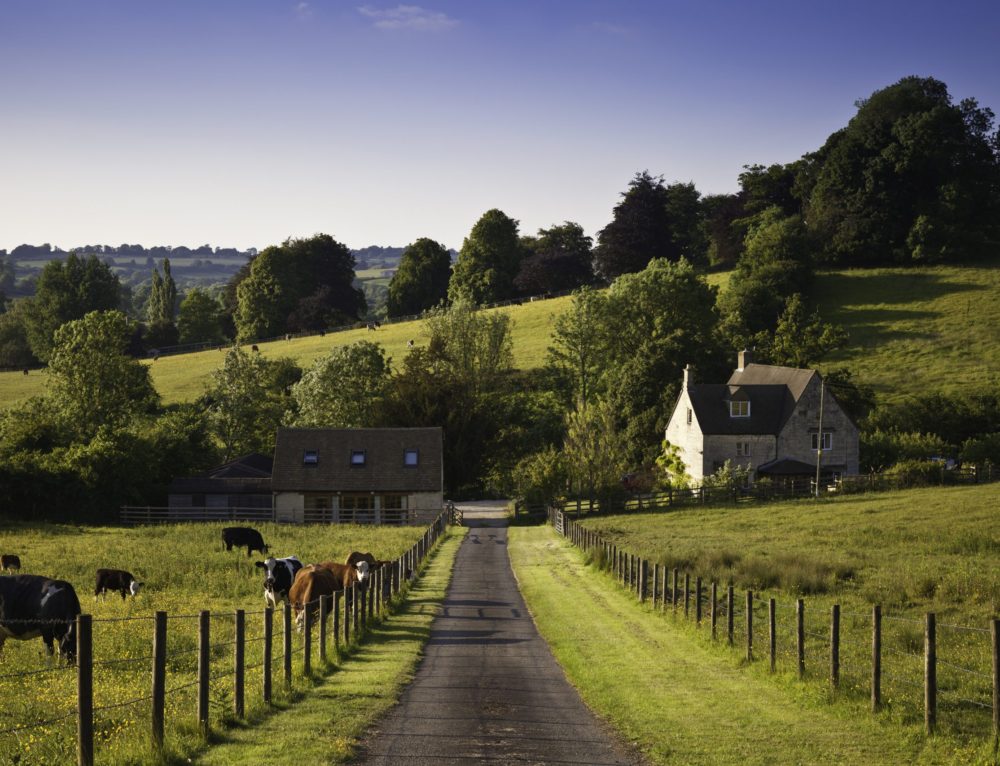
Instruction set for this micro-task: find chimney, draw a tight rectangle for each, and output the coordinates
[737,349,753,371]
[683,364,693,389]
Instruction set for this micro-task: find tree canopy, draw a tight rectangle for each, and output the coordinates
[177,288,225,345]
[448,209,528,305]
[514,222,594,295]
[593,172,675,281]
[290,341,391,428]
[386,238,452,317]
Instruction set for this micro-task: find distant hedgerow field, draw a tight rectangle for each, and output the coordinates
[0,521,429,765]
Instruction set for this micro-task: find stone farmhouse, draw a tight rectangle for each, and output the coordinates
[664,351,859,484]
[167,427,444,524]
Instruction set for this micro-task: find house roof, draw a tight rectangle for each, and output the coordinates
[755,457,817,476]
[728,363,817,401]
[687,384,791,435]
[271,427,443,494]
[168,453,274,494]
[204,453,273,479]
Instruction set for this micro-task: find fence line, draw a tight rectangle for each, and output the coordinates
[551,509,1000,744]
[119,504,453,526]
[0,511,453,766]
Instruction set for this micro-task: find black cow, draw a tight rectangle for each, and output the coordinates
[95,569,142,600]
[254,556,303,609]
[221,527,268,557]
[0,575,81,663]
[1,554,20,573]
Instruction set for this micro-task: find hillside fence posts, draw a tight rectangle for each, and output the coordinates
[797,599,805,678]
[831,605,840,689]
[696,578,703,625]
[344,587,351,646]
[282,602,292,690]
[334,592,342,651]
[727,586,734,646]
[639,560,648,603]
[198,611,210,735]
[872,605,882,711]
[746,591,753,662]
[77,614,93,766]
[925,612,936,734]
[151,611,166,752]
[359,587,367,637]
[769,599,776,672]
[303,604,312,675]
[992,618,999,741]
[684,573,690,618]
[710,583,718,640]
[234,609,245,719]
[263,608,273,703]
[661,567,668,612]
[353,584,360,637]
[652,563,659,606]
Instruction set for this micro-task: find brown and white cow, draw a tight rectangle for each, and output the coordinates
[316,559,369,589]
[345,551,390,571]
[288,565,340,632]
[0,575,81,663]
[1,554,21,573]
[95,569,142,600]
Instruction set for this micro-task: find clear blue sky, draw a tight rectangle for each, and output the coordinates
[2,0,998,253]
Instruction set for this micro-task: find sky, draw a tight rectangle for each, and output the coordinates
[2,0,999,253]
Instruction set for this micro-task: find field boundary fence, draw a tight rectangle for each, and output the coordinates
[551,510,1000,744]
[119,504,450,526]
[1,511,453,766]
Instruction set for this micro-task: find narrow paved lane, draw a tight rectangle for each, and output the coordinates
[356,502,637,765]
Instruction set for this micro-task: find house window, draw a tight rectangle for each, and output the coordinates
[303,450,318,465]
[811,432,833,451]
[350,450,366,467]
[729,400,750,418]
[404,449,419,467]
[686,408,693,425]
[736,441,751,457]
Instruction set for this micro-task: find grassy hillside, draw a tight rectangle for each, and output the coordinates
[0,265,996,408]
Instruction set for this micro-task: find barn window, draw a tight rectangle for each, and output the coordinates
[404,449,419,467]
[350,450,366,466]
[729,400,750,418]
[303,450,319,465]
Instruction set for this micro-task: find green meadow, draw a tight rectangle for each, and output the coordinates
[0,521,457,765]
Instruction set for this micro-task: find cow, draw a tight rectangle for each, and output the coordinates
[0,575,81,663]
[221,527,268,557]
[254,556,303,609]
[288,565,340,632]
[1,555,21,573]
[251,344,259,352]
[345,551,390,571]
[315,559,369,590]
[95,569,142,600]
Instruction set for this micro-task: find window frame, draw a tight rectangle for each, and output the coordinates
[403,449,419,467]
[729,400,750,418]
[303,449,319,466]
[350,449,367,467]
[811,432,833,451]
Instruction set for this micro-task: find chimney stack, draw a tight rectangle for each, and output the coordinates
[683,364,693,389]
[737,349,753,371]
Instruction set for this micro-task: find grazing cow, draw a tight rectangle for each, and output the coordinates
[22,369,29,376]
[251,344,259,352]
[0,575,81,663]
[1,555,21,573]
[288,565,340,632]
[95,569,142,600]
[316,559,370,589]
[406,339,414,348]
[345,551,390,571]
[221,527,268,557]
[254,556,303,609]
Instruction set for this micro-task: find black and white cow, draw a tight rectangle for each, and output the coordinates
[95,569,142,600]
[221,527,268,557]
[1,554,21,572]
[254,556,303,609]
[0,575,81,663]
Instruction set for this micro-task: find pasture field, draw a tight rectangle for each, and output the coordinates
[575,483,1000,750]
[509,524,978,765]
[0,520,441,765]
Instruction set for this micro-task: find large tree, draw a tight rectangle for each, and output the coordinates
[593,171,675,281]
[177,288,225,345]
[290,341,391,427]
[804,76,1000,265]
[23,253,122,360]
[448,209,528,305]
[386,237,452,317]
[146,258,179,347]
[514,222,594,295]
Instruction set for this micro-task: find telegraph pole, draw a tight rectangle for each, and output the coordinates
[814,378,825,497]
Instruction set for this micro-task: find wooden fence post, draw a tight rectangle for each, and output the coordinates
[652,563,659,607]
[151,611,166,752]
[925,612,936,734]
[991,618,999,742]
[263,608,273,704]
[727,585,734,646]
[353,584,360,637]
[319,595,329,663]
[696,578,703,625]
[303,601,312,675]
[710,583,718,640]
[234,609,245,719]
[639,560,648,603]
[684,573,690,618]
[797,599,805,678]
[198,610,210,735]
[344,587,351,646]
[77,614,93,766]
[334,591,342,651]
[368,576,375,622]
[769,598,776,672]
[872,604,881,712]
[831,604,840,689]
[283,602,292,691]
[746,591,753,662]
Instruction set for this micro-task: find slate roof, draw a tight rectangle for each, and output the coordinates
[206,453,273,479]
[168,453,273,495]
[687,384,790,435]
[755,457,817,475]
[271,427,443,493]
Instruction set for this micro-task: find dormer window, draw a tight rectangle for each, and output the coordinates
[404,449,419,467]
[303,450,318,465]
[350,450,366,467]
[729,400,750,418]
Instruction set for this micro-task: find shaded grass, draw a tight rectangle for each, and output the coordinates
[509,525,977,765]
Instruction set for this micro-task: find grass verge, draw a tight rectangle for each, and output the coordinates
[192,525,466,765]
[508,524,988,765]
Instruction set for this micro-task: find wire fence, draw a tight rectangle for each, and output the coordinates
[555,512,1000,744]
[0,511,452,766]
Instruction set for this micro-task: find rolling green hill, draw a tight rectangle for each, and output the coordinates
[0,266,996,408]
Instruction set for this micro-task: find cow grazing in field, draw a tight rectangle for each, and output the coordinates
[221,527,268,557]
[316,559,369,589]
[288,565,340,632]
[254,556,303,609]
[0,575,81,663]
[1,555,21,573]
[251,344,259,352]
[95,569,142,600]
[345,551,390,571]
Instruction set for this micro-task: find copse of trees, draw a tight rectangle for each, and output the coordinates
[515,222,594,294]
[386,237,452,317]
[448,209,528,305]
